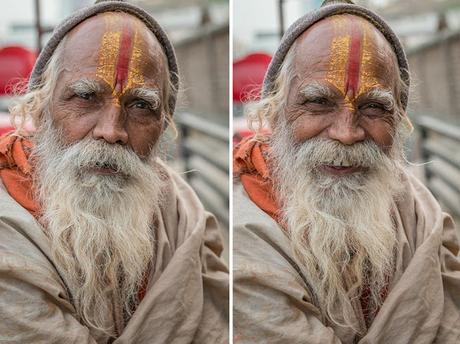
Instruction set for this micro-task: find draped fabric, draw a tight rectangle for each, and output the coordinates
[0,134,229,343]
[233,172,460,343]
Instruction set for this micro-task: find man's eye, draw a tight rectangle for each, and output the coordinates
[76,92,95,100]
[131,99,152,110]
[359,102,388,116]
[304,97,331,106]
[364,103,384,109]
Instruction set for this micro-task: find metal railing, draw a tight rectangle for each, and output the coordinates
[175,112,229,228]
[417,115,460,217]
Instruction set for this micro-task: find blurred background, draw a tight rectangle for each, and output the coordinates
[233,0,460,226]
[0,0,229,259]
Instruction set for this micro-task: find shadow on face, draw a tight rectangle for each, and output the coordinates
[283,14,400,151]
[50,12,168,158]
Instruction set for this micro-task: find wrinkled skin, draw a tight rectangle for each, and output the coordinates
[51,12,168,158]
[281,14,400,151]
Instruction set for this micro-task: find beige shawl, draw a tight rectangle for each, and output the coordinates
[0,161,229,344]
[233,171,460,343]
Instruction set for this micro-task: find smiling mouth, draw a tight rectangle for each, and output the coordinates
[320,163,367,176]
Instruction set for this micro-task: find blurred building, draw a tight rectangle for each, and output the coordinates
[371,0,460,49]
[369,0,460,125]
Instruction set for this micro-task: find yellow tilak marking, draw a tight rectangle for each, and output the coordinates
[96,31,121,89]
[326,35,350,95]
[326,16,351,96]
[125,28,144,90]
[357,23,380,96]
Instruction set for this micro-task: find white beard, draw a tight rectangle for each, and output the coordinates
[270,119,405,333]
[32,119,163,336]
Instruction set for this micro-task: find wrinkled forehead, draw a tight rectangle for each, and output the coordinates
[61,12,166,88]
[291,14,398,95]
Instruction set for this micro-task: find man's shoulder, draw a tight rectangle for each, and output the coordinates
[156,159,214,231]
[157,159,205,209]
[0,180,64,290]
[233,181,305,285]
[233,181,316,339]
[233,181,288,250]
[0,179,46,249]
[154,159,226,256]
[395,169,454,239]
[398,169,442,210]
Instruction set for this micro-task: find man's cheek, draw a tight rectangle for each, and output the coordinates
[364,120,394,149]
[290,114,329,142]
[285,104,308,123]
[53,111,97,143]
[126,123,162,158]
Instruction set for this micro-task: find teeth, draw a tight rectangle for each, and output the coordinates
[326,159,356,167]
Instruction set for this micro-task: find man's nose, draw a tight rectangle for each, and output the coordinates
[92,103,129,145]
[327,109,365,145]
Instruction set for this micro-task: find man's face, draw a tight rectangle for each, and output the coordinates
[270,16,404,325]
[33,13,169,331]
[50,12,167,159]
[283,14,400,173]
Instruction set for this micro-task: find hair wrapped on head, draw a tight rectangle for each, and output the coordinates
[321,0,355,6]
[95,0,126,3]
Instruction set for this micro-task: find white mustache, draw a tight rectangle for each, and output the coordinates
[290,138,390,171]
[59,139,146,178]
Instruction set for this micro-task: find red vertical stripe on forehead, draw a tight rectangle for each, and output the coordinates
[345,18,364,96]
[115,25,134,88]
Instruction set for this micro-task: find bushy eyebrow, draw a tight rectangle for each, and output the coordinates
[68,78,103,95]
[360,88,395,110]
[300,82,396,110]
[126,87,161,110]
[300,82,337,99]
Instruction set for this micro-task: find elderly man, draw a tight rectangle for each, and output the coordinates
[234,0,460,343]
[0,1,228,343]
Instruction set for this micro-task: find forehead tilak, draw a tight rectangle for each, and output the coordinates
[95,13,145,94]
[325,16,381,99]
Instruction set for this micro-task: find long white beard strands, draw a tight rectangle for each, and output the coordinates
[270,118,405,333]
[32,119,163,336]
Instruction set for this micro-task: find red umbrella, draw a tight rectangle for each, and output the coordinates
[0,45,37,95]
[233,52,272,103]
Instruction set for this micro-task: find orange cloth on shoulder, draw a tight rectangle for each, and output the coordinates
[233,136,281,223]
[0,133,39,217]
